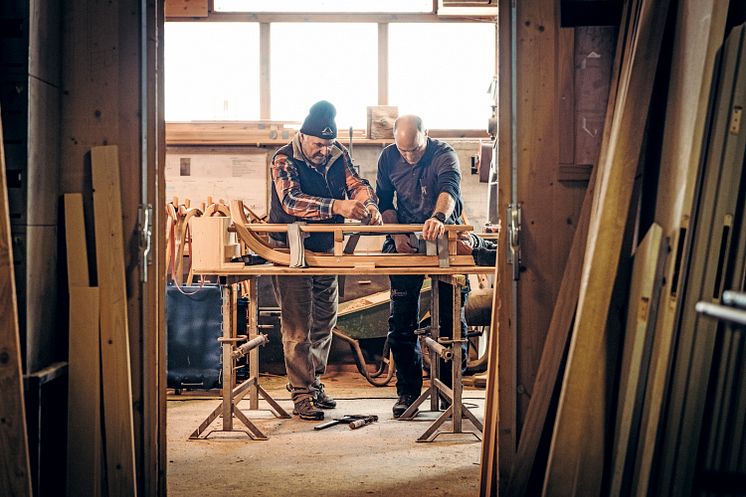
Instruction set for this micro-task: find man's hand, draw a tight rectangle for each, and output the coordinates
[423,217,446,241]
[333,199,368,220]
[393,234,418,253]
[366,205,383,226]
[456,231,474,255]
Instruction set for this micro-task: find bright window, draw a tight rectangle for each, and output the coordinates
[165,23,260,121]
[215,0,432,13]
[270,23,377,129]
[389,23,496,129]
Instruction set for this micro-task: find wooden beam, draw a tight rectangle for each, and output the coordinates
[91,145,138,497]
[259,23,270,120]
[164,0,208,18]
[543,0,671,494]
[378,23,389,105]
[0,106,32,497]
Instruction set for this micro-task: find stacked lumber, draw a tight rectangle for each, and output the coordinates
[63,146,137,497]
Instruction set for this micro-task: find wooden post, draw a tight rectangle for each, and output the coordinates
[0,106,33,497]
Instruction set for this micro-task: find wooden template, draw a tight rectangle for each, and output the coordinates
[0,106,32,497]
[630,2,729,495]
[608,223,666,496]
[543,0,671,494]
[64,193,102,497]
[91,145,138,497]
[655,24,746,496]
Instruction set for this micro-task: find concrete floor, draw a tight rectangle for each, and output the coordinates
[167,367,486,497]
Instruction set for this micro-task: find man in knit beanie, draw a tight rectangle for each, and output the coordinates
[269,100,382,420]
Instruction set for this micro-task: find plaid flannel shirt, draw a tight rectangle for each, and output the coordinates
[271,136,378,220]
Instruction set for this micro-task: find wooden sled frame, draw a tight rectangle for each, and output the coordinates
[228,200,477,269]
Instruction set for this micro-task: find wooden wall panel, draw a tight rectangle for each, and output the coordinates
[514,0,562,433]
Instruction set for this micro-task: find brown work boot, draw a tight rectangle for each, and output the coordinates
[392,394,418,418]
[313,383,337,409]
[292,397,324,421]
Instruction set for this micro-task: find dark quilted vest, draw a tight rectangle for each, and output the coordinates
[269,142,347,252]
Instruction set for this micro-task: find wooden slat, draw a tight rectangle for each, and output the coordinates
[91,145,138,497]
[64,193,102,497]
[479,257,501,497]
[608,223,666,496]
[542,0,671,494]
[0,105,32,497]
[64,194,90,287]
[66,287,102,497]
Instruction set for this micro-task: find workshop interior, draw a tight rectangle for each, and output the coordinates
[1,1,746,496]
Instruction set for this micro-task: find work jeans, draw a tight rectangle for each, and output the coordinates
[272,274,338,401]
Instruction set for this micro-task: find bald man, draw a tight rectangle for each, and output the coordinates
[375,115,471,418]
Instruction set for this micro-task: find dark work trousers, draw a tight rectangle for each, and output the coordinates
[272,274,338,401]
[387,276,469,397]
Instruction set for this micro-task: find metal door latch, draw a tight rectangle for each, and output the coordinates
[507,203,522,280]
[138,203,153,282]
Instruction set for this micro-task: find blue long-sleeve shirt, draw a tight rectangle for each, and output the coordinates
[375,137,463,224]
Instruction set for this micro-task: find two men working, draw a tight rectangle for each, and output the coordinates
[270,101,471,420]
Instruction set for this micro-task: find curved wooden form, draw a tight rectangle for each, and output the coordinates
[230,200,477,268]
[204,202,231,217]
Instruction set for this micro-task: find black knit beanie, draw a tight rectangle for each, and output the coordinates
[300,100,337,139]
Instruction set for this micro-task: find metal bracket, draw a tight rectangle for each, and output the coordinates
[138,203,153,282]
[507,203,522,280]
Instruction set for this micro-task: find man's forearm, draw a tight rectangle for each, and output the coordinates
[381,209,399,224]
[433,192,456,218]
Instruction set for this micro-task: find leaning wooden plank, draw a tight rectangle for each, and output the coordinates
[64,194,90,288]
[542,0,671,495]
[66,286,102,497]
[479,258,501,497]
[91,145,138,497]
[608,223,666,496]
[0,106,32,497]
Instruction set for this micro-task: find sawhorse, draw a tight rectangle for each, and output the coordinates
[190,279,290,440]
[398,274,484,442]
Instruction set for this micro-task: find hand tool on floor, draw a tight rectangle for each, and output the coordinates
[313,414,378,430]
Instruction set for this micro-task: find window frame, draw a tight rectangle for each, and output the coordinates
[165,10,497,134]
